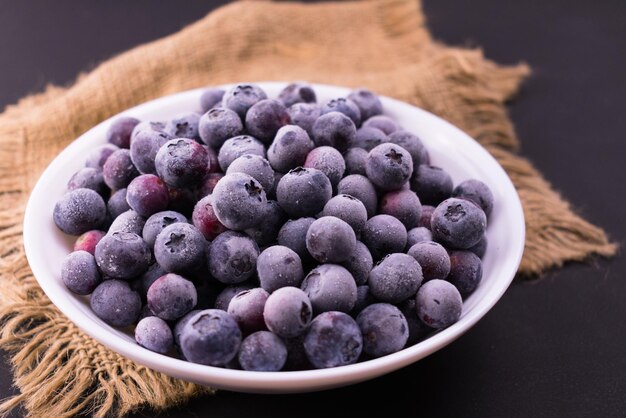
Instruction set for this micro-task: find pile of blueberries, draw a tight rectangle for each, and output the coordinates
[53,83,493,371]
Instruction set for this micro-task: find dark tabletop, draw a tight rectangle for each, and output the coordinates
[1,1,625,417]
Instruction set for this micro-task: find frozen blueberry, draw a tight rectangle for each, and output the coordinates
[147,273,197,321]
[379,189,422,230]
[263,286,312,338]
[173,309,201,347]
[304,146,345,188]
[103,149,140,190]
[268,125,314,173]
[416,279,462,328]
[90,279,141,327]
[54,188,106,235]
[277,217,316,262]
[276,167,332,218]
[245,99,291,144]
[306,217,356,264]
[366,143,413,191]
[341,241,374,286]
[61,250,101,295]
[67,167,106,196]
[155,138,208,188]
[227,287,269,335]
[447,250,483,296]
[368,253,422,303]
[337,175,378,218]
[301,264,357,313]
[343,147,368,176]
[198,107,244,148]
[74,230,106,255]
[143,210,187,249]
[398,298,432,345]
[347,88,383,121]
[215,283,255,311]
[278,83,317,108]
[418,205,435,230]
[106,116,140,149]
[165,112,201,141]
[357,303,408,357]
[179,309,242,366]
[131,120,166,140]
[322,194,367,235]
[408,241,451,282]
[108,188,131,219]
[387,130,426,169]
[431,198,487,249]
[138,263,166,302]
[354,126,388,151]
[130,129,171,175]
[362,115,398,135]
[350,285,376,316]
[85,143,119,170]
[312,111,356,152]
[452,179,494,217]
[304,311,362,369]
[154,223,206,274]
[222,84,268,119]
[200,88,225,113]
[108,210,146,235]
[362,214,407,260]
[135,316,174,354]
[208,231,259,284]
[126,174,169,217]
[257,245,304,293]
[321,98,361,126]
[238,331,288,372]
[406,226,433,250]
[244,200,287,246]
[468,234,488,258]
[226,154,274,192]
[95,231,151,279]
[218,135,266,172]
[191,195,226,241]
[197,172,224,199]
[212,173,267,230]
[410,165,453,206]
[287,102,321,137]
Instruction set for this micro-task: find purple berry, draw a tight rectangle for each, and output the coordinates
[138,263,166,302]
[197,172,224,198]
[362,115,398,135]
[90,279,141,327]
[263,286,312,338]
[366,143,413,191]
[155,138,208,188]
[166,187,197,217]
[278,83,317,108]
[407,241,451,282]
[208,231,259,284]
[106,116,140,149]
[107,188,131,219]
[276,167,332,218]
[354,126,388,151]
[418,205,435,230]
[217,135,266,172]
[277,217,316,262]
[303,146,346,188]
[226,154,274,192]
[341,241,373,286]
[198,107,244,148]
[85,143,119,170]
[399,299,432,345]
[452,179,494,217]
[245,99,291,144]
[108,209,145,235]
[179,309,242,366]
[379,189,422,230]
[447,250,483,296]
[387,130,426,168]
[410,165,453,206]
[212,173,267,230]
[227,287,270,335]
[222,84,268,119]
[173,309,201,347]
[306,216,356,264]
[287,102,321,137]
[304,311,362,369]
[154,222,206,275]
[321,98,361,126]
[53,188,106,235]
[431,197,487,249]
[343,147,368,176]
[73,230,106,255]
[94,231,151,279]
[311,111,356,152]
[199,88,225,113]
[67,167,106,196]
[268,125,315,173]
[357,303,408,357]
[244,200,287,246]
[337,174,378,218]
[214,283,255,311]
[61,250,102,295]
[468,234,488,258]
[347,89,383,121]
[368,253,422,303]
[165,112,201,141]
[135,316,174,354]
[103,149,140,190]
[362,214,408,260]
[238,331,288,371]
[416,279,462,328]
[191,195,227,241]
[142,210,187,249]
[130,129,171,175]
[126,174,169,217]
[256,245,304,293]
[406,226,433,250]
[147,273,197,321]
[322,194,368,235]
[301,264,357,314]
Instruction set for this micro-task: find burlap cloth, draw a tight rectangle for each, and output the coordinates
[0,0,616,416]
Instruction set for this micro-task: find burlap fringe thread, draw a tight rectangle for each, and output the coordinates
[0,0,616,417]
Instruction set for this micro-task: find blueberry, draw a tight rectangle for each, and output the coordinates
[343,147,368,176]
[138,304,156,322]
[468,234,488,258]
[322,194,368,235]
[197,172,224,199]
[287,103,321,137]
[244,200,287,246]
[90,279,142,327]
[147,273,197,321]
[368,253,422,303]
[278,83,317,108]
[410,165,453,206]
[362,214,407,260]
[198,107,244,148]
[277,217,316,262]
[135,316,174,354]
[257,245,304,293]
[155,138,208,188]
[276,167,332,218]
[354,126,388,151]
[165,112,201,141]
[321,98,361,126]
[311,111,356,152]
[106,116,140,149]
[366,143,413,191]
[341,241,373,286]
[131,121,166,140]
[431,197,487,249]
[337,174,378,218]
[130,129,171,175]
[303,146,346,188]
[227,287,270,335]
[212,173,267,230]
[263,286,312,338]
[73,230,106,255]
[143,210,188,249]
[304,311,362,368]
[95,231,151,279]
[347,89,383,121]
[138,263,166,302]
[306,217,356,264]
[208,231,259,284]
[54,188,106,235]
[217,135,266,172]
[103,149,140,190]
[214,283,255,311]
[179,309,242,366]
[191,195,226,241]
[238,331,288,371]
[398,298,432,345]
[67,167,106,196]
[108,210,146,235]
[357,303,408,357]
[108,188,131,219]
[222,84,268,119]
[245,99,291,144]
[379,189,422,230]
[200,88,225,113]
[452,179,494,217]
[387,130,426,169]
[226,154,274,192]
[267,125,314,173]
[301,264,357,313]
[126,174,169,217]
[173,309,201,347]
[406,226,433,250]
[447,251,483,296]
[154,223,206,274]
[350,285,376,316]
[416,279,462,328]
[85,143,119,170]
[407,241,451,282]
[61,250,101,295]
[362,115,398,135]
[418,205,435,230]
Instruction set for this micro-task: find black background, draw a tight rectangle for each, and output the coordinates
[0,1,625,417]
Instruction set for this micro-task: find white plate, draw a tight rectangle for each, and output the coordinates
[23,82,525,393]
